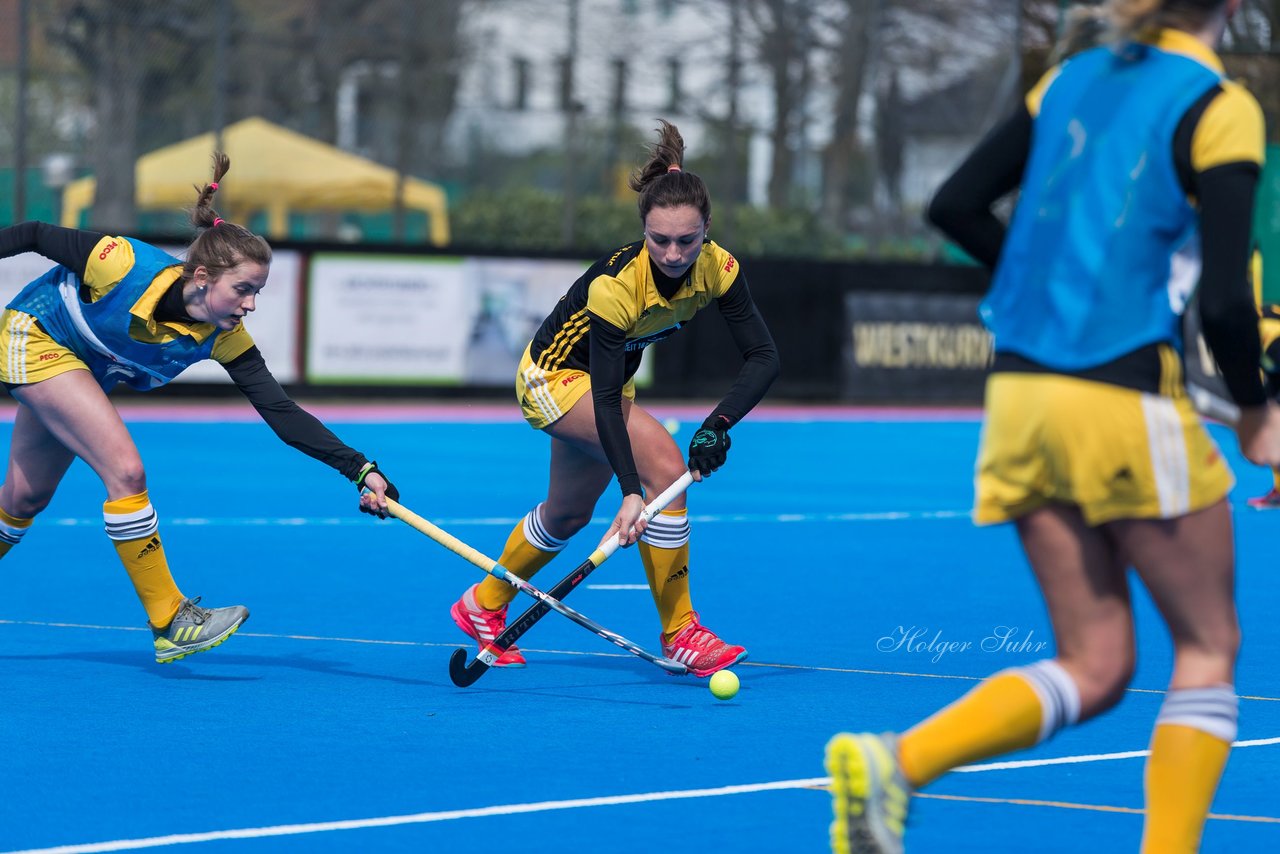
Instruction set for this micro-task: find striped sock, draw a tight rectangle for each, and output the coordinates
[0,506,33,559]
[898,660,1081,787]
[475,504,567,611]
[104,491,184,628]
[1141,685,1237,854]
[639,509,694,639]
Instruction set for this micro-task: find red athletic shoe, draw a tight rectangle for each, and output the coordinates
[1247,488,1280,509]
[450,584,526,667]
[661,612,747,677]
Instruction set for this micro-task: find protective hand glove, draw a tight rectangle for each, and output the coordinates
[687,415,732,475]
[355,461,400,517]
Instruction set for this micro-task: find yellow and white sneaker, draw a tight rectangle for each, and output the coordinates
[151,597,249,664]
[826,732,911,854]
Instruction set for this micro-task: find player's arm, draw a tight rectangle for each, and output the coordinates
[1196,165,1265,407]
[925,104,1032,270]
[1187,85,1267,409]
[0,221,107,277]
[706,274,780,428]
[586,313,642,496]
[222,346,399,510]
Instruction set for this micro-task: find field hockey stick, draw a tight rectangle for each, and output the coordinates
[448,471,695,687]
[374,493,690,680]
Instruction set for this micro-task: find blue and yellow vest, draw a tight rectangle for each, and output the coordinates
[7,239,219,390]
[984,42,1223,369]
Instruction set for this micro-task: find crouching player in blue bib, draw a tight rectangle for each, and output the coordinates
[0,153,397,664]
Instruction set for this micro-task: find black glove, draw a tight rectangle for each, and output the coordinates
[355,461,400,517]
[687,415,732,475]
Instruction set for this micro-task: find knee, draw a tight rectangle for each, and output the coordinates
[1170,620,1240,685]
[538,504,592,539]
[1185,617,1241,660]
[642,451,689,497]
[4,489,54,519]
[1062,648,1136,717]
[108,460,148,498]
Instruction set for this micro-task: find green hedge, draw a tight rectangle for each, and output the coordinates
[449,187,927,259]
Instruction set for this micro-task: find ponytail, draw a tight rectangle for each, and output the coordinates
[182,152,271,282]
[628,120,712,224]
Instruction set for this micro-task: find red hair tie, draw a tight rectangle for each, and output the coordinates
[667,164,682,173]
[209,182,219,191]
[212,217,225,227]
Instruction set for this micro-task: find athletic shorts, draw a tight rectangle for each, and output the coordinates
[0,310,90,386]
[974,372,1233,526]
[516,343,635,429]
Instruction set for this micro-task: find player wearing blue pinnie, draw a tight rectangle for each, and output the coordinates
[827,1,1280,852]
[0,153,397,664]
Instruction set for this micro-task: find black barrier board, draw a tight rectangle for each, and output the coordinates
[843,291,992,403]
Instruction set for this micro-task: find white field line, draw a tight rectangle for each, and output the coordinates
[5,739,1279,853]
[3,619,1279,704]
[41,510,973,529]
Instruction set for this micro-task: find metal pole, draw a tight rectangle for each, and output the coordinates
[213,0,229,152]
[560,0,580,249]
[393,0,412,242]
[14,0,30,223]
[1014,0,1024,107]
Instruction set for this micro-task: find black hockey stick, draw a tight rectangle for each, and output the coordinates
[448,472,694,686]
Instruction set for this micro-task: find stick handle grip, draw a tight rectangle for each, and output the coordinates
[384,497,500,574]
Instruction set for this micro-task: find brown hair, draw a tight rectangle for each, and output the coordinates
[183,152,271,281]
[1053,5,1110,63]
[1095,0,1229,44]
[627,120,711,225]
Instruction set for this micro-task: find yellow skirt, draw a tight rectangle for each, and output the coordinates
[0,310,90,386]
[975,372,1233,526]
[515,344,635,429]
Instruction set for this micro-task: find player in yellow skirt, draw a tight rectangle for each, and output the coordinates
[0,153,396,663]
[826,2,1280,852]
[449,121,779,676]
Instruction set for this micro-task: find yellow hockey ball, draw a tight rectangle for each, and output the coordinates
[709,669,740,700]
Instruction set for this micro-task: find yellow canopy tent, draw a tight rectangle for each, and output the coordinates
[61,117,449,245]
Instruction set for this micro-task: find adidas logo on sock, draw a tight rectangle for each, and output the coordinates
[136,536,161,559]
[666,565,689,583]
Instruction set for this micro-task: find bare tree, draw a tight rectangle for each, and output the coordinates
[241,0,465,172]
[745,0,815,209]
[44,0,206,231]
[818,0,882,225]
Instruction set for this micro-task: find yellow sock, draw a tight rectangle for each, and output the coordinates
[0,506,34,559]
[1272,468,1280,491]
[1140,684,1236,854]
[104,491,183,628]
[474,513,563,611]
[639,509,693,639]
[899,670,1047,787]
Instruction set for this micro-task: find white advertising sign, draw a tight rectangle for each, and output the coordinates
[306,254,596,385]
[307,254,473,383]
